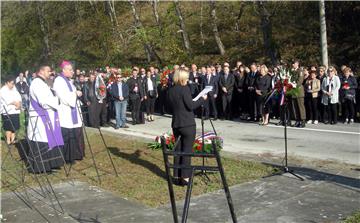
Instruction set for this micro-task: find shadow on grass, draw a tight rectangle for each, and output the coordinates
[263,162,360,192]
[108,147,167,180]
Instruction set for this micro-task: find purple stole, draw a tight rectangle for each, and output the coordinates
[30,97,64,149]
[58,73,79,124]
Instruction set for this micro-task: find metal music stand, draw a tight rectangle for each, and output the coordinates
[64,101,118,185]
[161,137,237,223]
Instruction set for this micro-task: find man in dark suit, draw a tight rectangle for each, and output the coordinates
[189,64,200,97]
[127,68,144,125]
[245,63,259,121]
[110,73,129,129]
[219,65,235,120]
[203,66,218,120]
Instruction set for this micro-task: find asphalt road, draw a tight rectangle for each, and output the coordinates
[104,115,360,165]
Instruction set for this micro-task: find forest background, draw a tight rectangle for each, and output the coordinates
[1,1,359,75]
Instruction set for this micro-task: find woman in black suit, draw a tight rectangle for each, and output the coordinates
[168,69,207,185]
[255,65,272,125]
[144,70,158,121]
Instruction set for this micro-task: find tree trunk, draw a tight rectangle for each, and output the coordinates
[258,1,279,65]
[200,2,205,46]
[235,3,245,32]
[129,0,162,64]
[36,2,51,62]
[210,1,225,55]
[174,0,191,54]
[150,0,162,36]
[105,0,125,45]
[319,0,329,68]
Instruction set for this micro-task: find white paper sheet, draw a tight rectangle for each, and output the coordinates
[192,86,213,101]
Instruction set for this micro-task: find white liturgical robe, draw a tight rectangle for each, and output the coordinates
[27,78,60,143]
[53,75,83,128]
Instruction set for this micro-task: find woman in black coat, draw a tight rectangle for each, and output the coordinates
[168,69,207,185]
[255,65,272,125]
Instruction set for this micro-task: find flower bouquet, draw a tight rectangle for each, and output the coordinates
[274,67,301,97]
[148,131,223,154]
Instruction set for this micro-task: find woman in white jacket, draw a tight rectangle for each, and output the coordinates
[321,66,341,124]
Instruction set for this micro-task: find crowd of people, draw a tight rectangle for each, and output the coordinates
[1,59,359,172]
[2,60,360,134]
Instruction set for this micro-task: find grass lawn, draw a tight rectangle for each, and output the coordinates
[343,210,360,223]
[1,126,275,207]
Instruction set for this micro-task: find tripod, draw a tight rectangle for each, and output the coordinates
[279,100,304,181]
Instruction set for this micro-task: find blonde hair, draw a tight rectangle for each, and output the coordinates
[260,64,268,75]
[173,69,189,86]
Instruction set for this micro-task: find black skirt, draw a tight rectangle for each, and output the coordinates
[61,127,85,163]
[2,114,20,132]
[26,140,65,174]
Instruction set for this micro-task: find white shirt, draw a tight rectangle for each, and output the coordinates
[0,85,22,115]
[27,78,60,142]
[53,76,83,128]
[147,78,154,91]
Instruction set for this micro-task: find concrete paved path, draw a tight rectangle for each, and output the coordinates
[2,166,359,223]
[103,114,360,165]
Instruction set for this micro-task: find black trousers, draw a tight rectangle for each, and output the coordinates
[88,100,107,128]
[158,87,168,115]
[343,98,355,120]
[173,125,196,178]
[130,96,141,123]
[324,101,338,123]
[239,91,248,116]
[204,95,218,118]
[317,96,324,122]
[248,91,256,119]
[222,93,233,119]
[145,94,156,115]
[305,96,318,121]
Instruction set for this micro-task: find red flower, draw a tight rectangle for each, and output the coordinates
[166,138,170,145]
[343,82,350,90]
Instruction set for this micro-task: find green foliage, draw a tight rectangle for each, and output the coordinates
[343,210,360,223]
[1,1,359,76]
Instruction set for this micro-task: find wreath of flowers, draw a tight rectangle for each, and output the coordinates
[148,132,223,154]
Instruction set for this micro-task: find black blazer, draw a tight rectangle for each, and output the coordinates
[219,72,235,94]
[255,74,272,95]
[144,77,158,96]
[127,77,144,99]
[245,71,259,89]
[202,74,219,97]
[110,81,129,101]
[168,85,204,128]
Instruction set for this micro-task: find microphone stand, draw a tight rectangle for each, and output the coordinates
[196,104,211,182]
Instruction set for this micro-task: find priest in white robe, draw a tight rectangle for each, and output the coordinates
[53,61,85,164]
[27,66,65,173]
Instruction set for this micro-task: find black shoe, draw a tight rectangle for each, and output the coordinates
[213,118,217,121]
[324,121,329,124]
[299,121,306,128]
[276,121,284,126]
[132,121,137,125]
[115,126,119,129]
